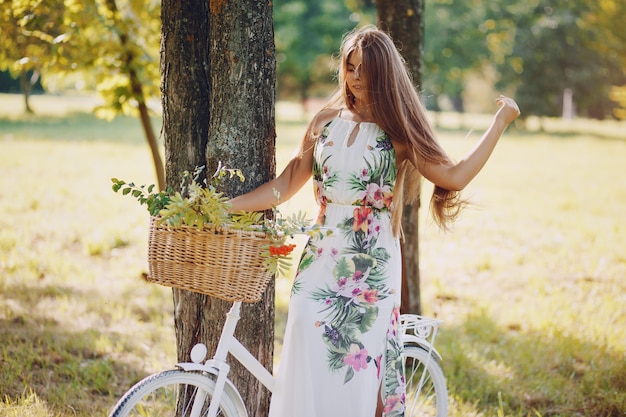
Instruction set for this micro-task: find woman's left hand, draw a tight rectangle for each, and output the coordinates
[495,95,521,125]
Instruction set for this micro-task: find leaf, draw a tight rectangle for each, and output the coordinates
[344,367,355,384]
[358,306,378,333]
[334,257,355,280]
[111,165,318,275]
[352,253,376,272]
[298,254,314,271]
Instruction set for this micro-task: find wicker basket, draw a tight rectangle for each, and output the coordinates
[147,216,273,303]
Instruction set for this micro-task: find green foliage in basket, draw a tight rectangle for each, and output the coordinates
[158,181,232,229]
[111,164,241,226]
[110,181,171,216]
[233,201,332,275]
[111,164,330,275]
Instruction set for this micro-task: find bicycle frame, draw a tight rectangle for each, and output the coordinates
[400,314,443,361]
[176,301,271,417]
[175,301,443,417]
[176,302,272,384]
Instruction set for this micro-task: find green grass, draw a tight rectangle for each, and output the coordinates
[1,93,625,416]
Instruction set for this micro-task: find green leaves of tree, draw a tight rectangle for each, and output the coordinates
[422,0,626,118]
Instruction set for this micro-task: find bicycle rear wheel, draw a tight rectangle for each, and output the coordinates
[109,369,247,417]
[403,345,448,417]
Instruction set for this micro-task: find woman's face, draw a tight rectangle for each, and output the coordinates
[346,49,368,104]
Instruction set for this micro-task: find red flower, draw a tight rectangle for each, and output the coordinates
[361,289,379,303]
[269,243,297,257]
[352,206,372,233]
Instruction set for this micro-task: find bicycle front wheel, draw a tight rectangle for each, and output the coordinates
[403,345,448,417]
[109,369,247,417]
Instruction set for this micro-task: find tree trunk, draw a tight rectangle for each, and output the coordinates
[161,0,211,363]
[205,2,276,416]
[103,0,166,191]
[19,69,33,114]
[376,0,425,315]
[161,1,276,416]
[136,98,165,191]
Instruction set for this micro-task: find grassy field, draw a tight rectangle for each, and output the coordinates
[0,93,625,416]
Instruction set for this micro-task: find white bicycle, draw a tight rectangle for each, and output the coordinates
[108,299,447,417]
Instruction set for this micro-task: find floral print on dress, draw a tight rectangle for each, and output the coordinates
[277,117,404,417]
[347,133,396,210]
[310,245,394,384]
[312,124,337,226]
[383,306,406,417]
[306,125,400,389]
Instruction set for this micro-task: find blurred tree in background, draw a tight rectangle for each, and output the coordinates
[0,0,625,121]
[273,0,373,104]
[422,0,492,112]
[0,0,65,112]
[596,0,626,119]
[420,0,626,119]
[490,0,626,119]
[0,0,164,188]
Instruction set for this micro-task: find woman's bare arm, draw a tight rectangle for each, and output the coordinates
[416,95,520,191]
[228,108,338,212]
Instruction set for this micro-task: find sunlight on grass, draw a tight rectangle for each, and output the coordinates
[415,131,626,416]
[1,93,625,416]
[0,390,56,417]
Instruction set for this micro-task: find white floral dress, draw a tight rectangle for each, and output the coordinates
[268,117,405,417]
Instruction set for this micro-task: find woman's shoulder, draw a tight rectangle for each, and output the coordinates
[309,108,341,137]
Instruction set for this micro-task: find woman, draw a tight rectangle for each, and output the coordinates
[229,25,520,417]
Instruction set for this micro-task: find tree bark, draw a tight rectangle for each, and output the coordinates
[376,0,425,315]
[161,1,275,416]
[205,2,276,416]
[161,0,211,365]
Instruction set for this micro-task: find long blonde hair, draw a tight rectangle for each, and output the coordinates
[324,25,464,234]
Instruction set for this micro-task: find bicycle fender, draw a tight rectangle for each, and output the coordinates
[402,335,443,361]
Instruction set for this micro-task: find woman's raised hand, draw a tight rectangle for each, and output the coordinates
[495,95,521,126]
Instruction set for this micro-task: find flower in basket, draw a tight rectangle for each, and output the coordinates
[112,164,328,276]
